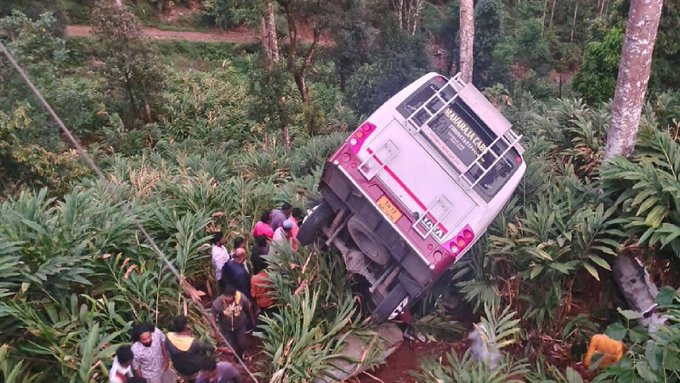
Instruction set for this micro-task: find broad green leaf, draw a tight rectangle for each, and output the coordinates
[645,341,662,371]
[566,367,584,383]
[605,322,626,341]
[636,361,659,383]
[583,263,599,281]
[588,255,611,270]
[664,344,680,371]
[617,308,643,321]
[656,286,678,306]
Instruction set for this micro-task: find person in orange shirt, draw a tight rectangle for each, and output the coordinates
[251,269,276,316]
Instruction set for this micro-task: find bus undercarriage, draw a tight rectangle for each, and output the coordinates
[299,164,435,323]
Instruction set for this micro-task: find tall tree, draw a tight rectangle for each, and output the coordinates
[260,1,279,63]
[92,0,165,129]
[473,0,503,86]
[392,0,425,35]
[329,0,370,90]
[604,0,664,159]
[276,0,332,103]
[459,0,474,82]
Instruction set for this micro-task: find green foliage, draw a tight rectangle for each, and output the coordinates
[256,247,380,381]
[412,305,528,383]
[593,288,680,383]
[649,1,680,92]
[601,123,680,259]
[572,28,623,104]
[0,11,67,79]
[91,0,166,129]
[248,57,300,139]
[0,0,67,33]
[346,21,431,116]
[514,18,554,76]
[473,0,505,87]
[159,66,253,144]
[414,349,528,383]
[201,0,258,30]
[327,0,370,90]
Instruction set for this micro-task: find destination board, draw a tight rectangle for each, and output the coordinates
[427,99,496,169]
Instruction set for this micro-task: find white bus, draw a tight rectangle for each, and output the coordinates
[298,73,526,322]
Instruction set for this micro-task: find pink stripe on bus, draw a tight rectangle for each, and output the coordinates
[367,148,448,234]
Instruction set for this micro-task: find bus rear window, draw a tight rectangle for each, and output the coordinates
[398,81,520,202]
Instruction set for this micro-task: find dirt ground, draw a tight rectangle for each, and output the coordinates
[65,24,258,44]
[219,338,462,383]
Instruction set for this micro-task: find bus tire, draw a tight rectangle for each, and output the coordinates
[347,216,391,266]
[298,202,334,246]
[370,284,409,324]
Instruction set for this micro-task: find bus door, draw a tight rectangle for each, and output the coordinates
[358,119,477,243]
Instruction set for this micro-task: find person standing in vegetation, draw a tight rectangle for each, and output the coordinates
[270,202,292,231]
[109,345,135,383]
[165,316,214,380]
[269,220,295,256]
[252,211,274,239]
[221,248,252,299]
[195,359,242,383]
[287,207,304,251]
[210,285,256,359]
[250,235,270,275]
[130,322,176,383]
[229,236,246,259]
[251,268,276,315]
[211,232,230,281]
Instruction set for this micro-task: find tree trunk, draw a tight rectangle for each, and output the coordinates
[260,16,270,59]
[570,0,579,42]
[549,0,557,27]
[260,2,280,63]
[280,0,319,103]
[604,0,664,160]
[542,0,549,29]
[267,1,279,62]
[459,0,474,83]
[411,0,424,35]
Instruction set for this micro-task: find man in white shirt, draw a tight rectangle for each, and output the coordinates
[211,232,230,281]
[109,345,134,383]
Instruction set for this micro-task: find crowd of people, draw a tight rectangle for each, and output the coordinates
[108,202,304,383]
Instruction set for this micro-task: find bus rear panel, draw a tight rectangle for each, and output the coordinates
[310,73,526,322]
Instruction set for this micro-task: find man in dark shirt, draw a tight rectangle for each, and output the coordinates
[165,316,213,380]
[220,248,251,298]
[250,235,270,275]
[195,359,242,383]
[210,285,256,358]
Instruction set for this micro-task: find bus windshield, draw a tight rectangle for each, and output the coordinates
[397,79,520,201]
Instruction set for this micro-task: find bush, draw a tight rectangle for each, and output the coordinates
[201,0,256,30]
[345,22,431,116]
[572,28,623,104]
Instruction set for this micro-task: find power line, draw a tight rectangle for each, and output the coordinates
[0,41,260,383]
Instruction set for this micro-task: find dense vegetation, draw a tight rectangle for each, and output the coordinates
[1,0,680,382]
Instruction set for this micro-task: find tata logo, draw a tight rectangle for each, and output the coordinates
[421,215,445,239]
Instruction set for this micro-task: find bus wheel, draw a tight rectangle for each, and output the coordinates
[370,284,408,323]
[347,216,391,266]
[298,202,334,246]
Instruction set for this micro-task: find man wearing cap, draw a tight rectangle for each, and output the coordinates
[269,220,296,256]
[270,202,292,231]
